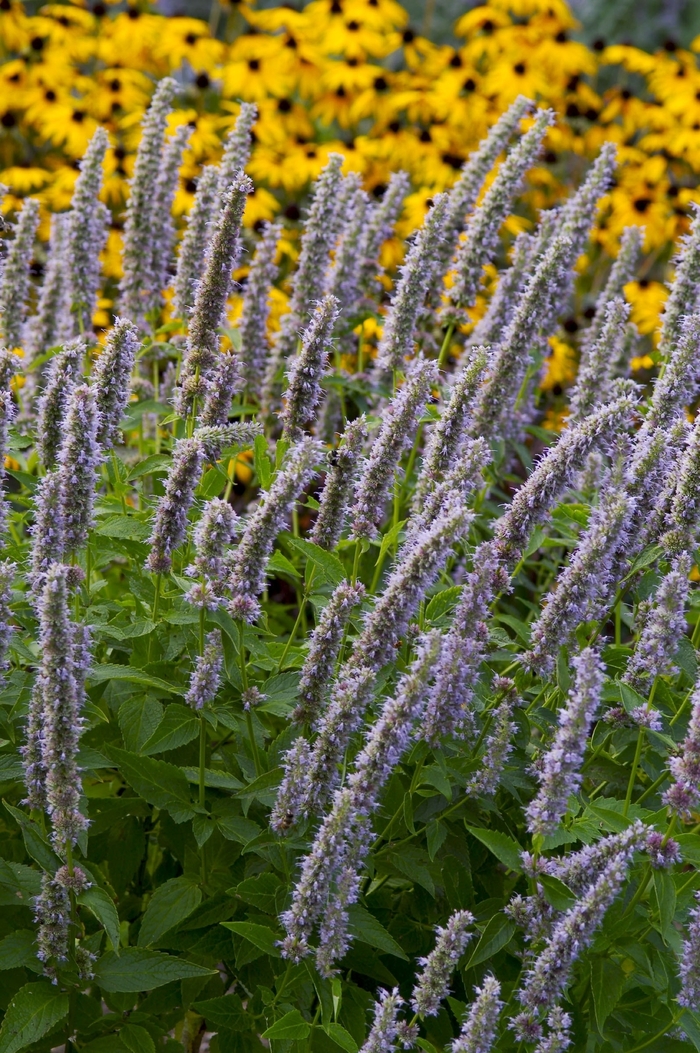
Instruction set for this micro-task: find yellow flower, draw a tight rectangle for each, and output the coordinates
[541,335,576,392]
[623,279,668,340]
[152,18,225,72]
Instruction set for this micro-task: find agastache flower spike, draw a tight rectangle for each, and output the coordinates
[544,822,646,894]
[148,124,192,319]
[568,298,631,423]
[177,174,252,417]
[679,891,700,1009]
[66,127,109,335]
[466,687,517,798]
[312,416,368,550]
[451,976,503,1053]
[526,647,604,836]
[293,580,366,726]
[228,437,321,622]
[0,197,40,350]
[36,341,83,470]
[267,155,345,381]
[517,839,640,1015]
[470,230,539,347]
[623,552,691,690]
[281,294,339,440]
[119,77,176,325]
[663,415,700,555]
[360,989,406,1053]
[494,393,636,563]
[358,170,410,295]
[0,560,15,682]
[431,95,534,298]
[29,471,66,592]
[578,225,641,358]
[646,313,700,431]
[38,563,87,849]
[217,102,257,200]
[280,634,440,967]
[238,220,282,396]
[270,737,312,834]
[415,437,489,533]
[375,194,448,373]
[325,176,369,314]
[525,482,633,674]
[412,910,474,1016]
[666,683,700,819]
[414,345,489,511]
[659,202,700,357]
[57,384,101,553]
[173,166,220,320]
[352,356,439,539]
[92,317,140,449]
[25,213,71,361]
[198,351,243,427]
[185,629,223,709]
[186,496,238,594]
[534,1009,572,1053]
[443,109,553,322]
[0,390,16,537]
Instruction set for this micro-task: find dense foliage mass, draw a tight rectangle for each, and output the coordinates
[4,80,700,1053]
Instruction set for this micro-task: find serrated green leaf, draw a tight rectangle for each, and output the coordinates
[425,586,462,624]
[120,1025,155,1053]
[88,665,180,695]
[118,698,163,753]
[262,1010,310,1041]
[104,746,195,823]
[93,948,215,992]
[590,957,625,1030]
[653,869,676,940]
[138,876,202,947]
[95,516,153,541]
[464,914,515,970]
[254,433,272,490]
[193,995,248,1031]
[0,931,40,973]
[3,801,61,873]
[284,536,345,586]
[78,886,121,955]
[347,905,408,960]
[466,826,522,872]
[140,704,198,755]
[0,982,69,1053]
[323,1023,358,1053]
[233,874,281,914]
[222,921,281,957]
[538,875,576,912]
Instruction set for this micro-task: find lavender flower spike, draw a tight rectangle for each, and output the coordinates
[578,225,641,358]
[281,294,339,440]
[26,213,71,361]
[470,231,538,348]
[238,220,281,396]
[148,123,192,319]
[443,108,553,322]
[173,166,220,320]
[119,77,176,325]
[360,989,405,1053]
[568,298,631,423]
[358,171,410,295]
[0,390,17,537]
[663,415,700,555]
[36,340,84,470]
[659,202,700,358]
[29,471,66,591]
[312,416,368,550]
[228,437,321,622]
[57,384,101,553]
[66,126,109,335]
[466,684,517,798]
[375,193,448,373]
[352,355,439,539]
[325,174,368,313]
[623,552,691,691]
[294,580,366,726]
[198,351,243,427]
[679,891,700,1009]
[217,102,258,200]
[452,976,503,1053]
[414,344,489,511]
[92,317,140,449]
[186,630,223,710]
[494,393,636,563]
[412,910,474,1016]
[526,647,604,837]
[38,563,87,849]
[176,174,252,417]
[665,683,700,819]
[186,497,239,608]
[646,312,700,431]
[534,1009,572,1053]
[0,197,40,350]
[146,436,208,574]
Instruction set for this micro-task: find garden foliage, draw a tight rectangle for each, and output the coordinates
[2,88,700,1053]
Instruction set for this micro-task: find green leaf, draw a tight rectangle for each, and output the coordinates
[267,551,301,579]
[387,846,435,896]
[653,869,676,940]
[0,982,69,1053]
[538,875,576,912]
[0,931,40,973]
[347,905,408,961]
[93,948,215,992]
[222,921,281,957]
[232,874,281,914]
[127,455,172,481]
[78,886,121,954]
[466,827,522,872]
[676,636,698,680]
[262,1010,310,1041]
[254,434,272,490]
[3,801,61,873]
[182,768,243,791]
[95,515,153,541]
[138,877,202,947]
[425,586,461,625]
[421,764,452,801]
[590,957,625,1030]
[118,698,163,753]
[140,704,199,756]
[120,1025,155,1053]
[323,1023,358,1053]
[193,995,248,1032]
[284,536,345,586]
[88,665,180,695]
[104,747,195,823]
[215,814,261,845]
[464,914,516,970]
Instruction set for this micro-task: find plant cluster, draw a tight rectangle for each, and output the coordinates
[1,89,700,1053]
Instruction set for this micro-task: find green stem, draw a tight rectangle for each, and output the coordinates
[624,1013,682,1053]
[437,323,455,371]
[278,570,315,672]
[238,620,261,776]
[623,727,645,818]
